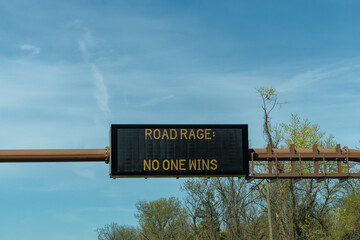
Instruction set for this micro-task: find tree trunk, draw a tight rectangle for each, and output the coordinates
[266,180,273,240]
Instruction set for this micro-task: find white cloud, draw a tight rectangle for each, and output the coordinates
[78,34,110,114]
[278,63,360,93]
[20,44,41,55]
[138,94,175,107]
[89,63,110,113]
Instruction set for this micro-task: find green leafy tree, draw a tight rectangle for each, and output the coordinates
[335,180,360,239]
[95,223,140,240]
[135,197,190,240]
[280,113,340,240]
[281,113,336,149]
[257,87,343,240]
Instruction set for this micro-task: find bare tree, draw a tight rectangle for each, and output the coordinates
[214,177,264,240]
[257,86,282,240]
[257,87,283,149]
[181,178,221,240]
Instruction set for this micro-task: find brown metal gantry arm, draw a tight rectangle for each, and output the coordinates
[249,144,360,179]
[0,147,110,163]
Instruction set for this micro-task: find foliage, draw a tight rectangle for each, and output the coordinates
[335,180,360,239]
[256,87,343,240]
[281,113,336,149]
[95,223,140,240]
[135,197,190,240]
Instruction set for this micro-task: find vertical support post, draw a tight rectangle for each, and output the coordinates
[345,146,350,176]
[290,144,296,174]
[251,152,254,176]
[313,144,319,174]
[314,159,319,174]
[323,154,326,177]
[336,144,342,174]
[337,160,342,174]
[291,160,295,174]
[268,159,273,174]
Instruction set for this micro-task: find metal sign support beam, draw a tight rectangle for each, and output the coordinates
[0,147,110,163]
[0,144,359,180]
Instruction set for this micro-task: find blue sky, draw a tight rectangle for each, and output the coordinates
[1,0,360,239]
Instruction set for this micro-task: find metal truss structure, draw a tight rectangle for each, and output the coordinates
[249,144,360,179]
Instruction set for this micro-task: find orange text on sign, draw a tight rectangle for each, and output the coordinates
[145,129,213,140]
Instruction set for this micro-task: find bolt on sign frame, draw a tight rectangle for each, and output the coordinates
[249,144,360,179]
[109,124,249,178]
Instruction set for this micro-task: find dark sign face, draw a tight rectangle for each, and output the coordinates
[110,124,248,178]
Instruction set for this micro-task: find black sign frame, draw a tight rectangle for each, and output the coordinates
[110,124,249,178]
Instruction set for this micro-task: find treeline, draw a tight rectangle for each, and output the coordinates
[96,88,360,240]
[96,177,360,240]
